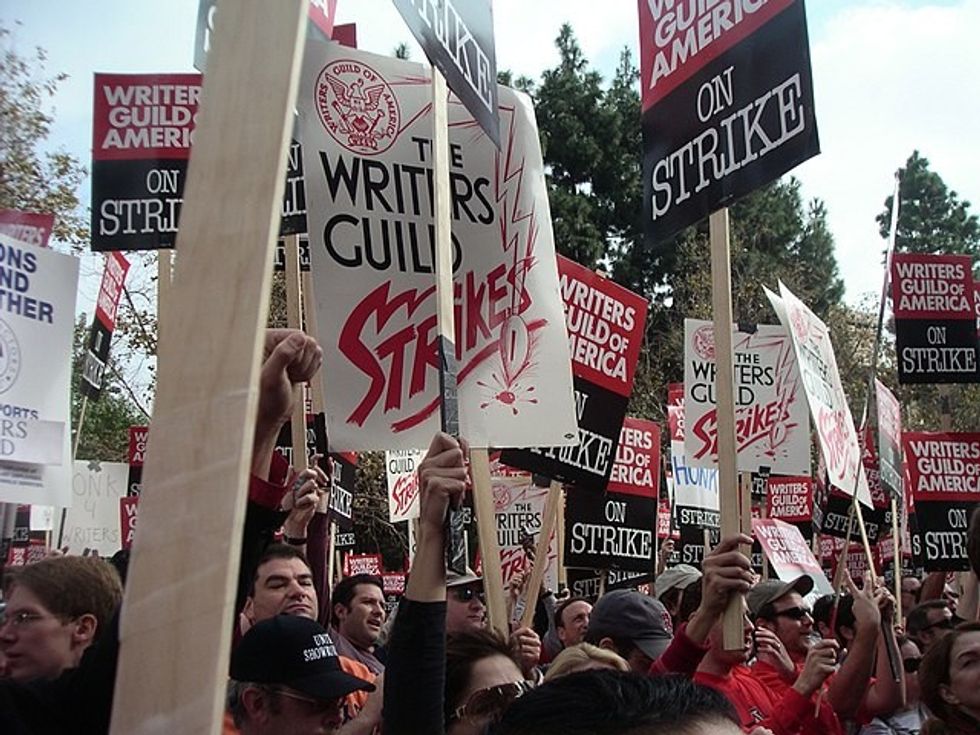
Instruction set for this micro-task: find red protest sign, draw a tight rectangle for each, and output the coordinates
[307,0,336,39]
[128,426,148,467]
[382,571,406,596]
[905,432,980,503]
[765,476,813,523]
[120,496,139,550]
[557,256,648,398]
[94,252,131,331]
[753,518,831,595]
[0,209,55,248]
[343,553,382,577]
[608,418,660,498]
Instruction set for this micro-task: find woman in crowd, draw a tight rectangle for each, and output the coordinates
[918,622,980,735]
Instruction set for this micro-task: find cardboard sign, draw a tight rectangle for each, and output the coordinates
[753,518,832,595]
[385,448,425,523]
[683,319,810,474]
[608,418,660,497]
[492,470,558,590]
[768,283,872,506]
[61,461,129,556]
[565,488,656,573]
[891,253,979,384]
[391,0,499,147]
[639,0,819,246]
[382,571,406,596]
[343,552,382,577]
[119,495,139,550]
[81,252,131,400]
[765,476,812,523]
[904,431,980,571]
[127,425,148,496]
[298,42,577,451]
[0,235,78,506]
[874,379,903,499]
[0,209,54,248]
[566,567,653,602]
[90,73,201,251]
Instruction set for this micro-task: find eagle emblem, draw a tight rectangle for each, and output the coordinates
[315,61,400,155]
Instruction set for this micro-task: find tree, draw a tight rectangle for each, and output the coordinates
[0,24,88,246]
[878,150,980,270]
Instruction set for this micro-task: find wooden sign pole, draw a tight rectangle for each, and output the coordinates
[284,234,308,470]
[519,481,562,629]
[557,487,567,589]
[469,449,508,633]
[109,1,308,732]
[892,496,902,622]
[708,207,743,650]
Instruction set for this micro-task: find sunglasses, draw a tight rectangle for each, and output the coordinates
[450,586,486,604]
[771,606,812,621]
[903,657,922,674]
[451,680,534,722]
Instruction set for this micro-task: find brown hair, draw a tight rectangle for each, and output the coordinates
[445,628,520,724]
[919,622,980,734]
[4,556,122,641]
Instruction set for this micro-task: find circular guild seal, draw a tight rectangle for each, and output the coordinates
[315,59,401,155]
[0,319,21,395]
[692,324,715,361]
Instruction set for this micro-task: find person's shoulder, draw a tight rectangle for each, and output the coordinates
[339,655,376,682]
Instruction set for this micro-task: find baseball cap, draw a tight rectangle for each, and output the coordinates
[231,615,375,700]
[654,564,702,599]
[447,568,482,588]
[747,576,814,618]
[587,589,673,660]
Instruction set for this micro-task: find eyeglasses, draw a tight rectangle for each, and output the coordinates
[451,680,534,723]
[903,657,922,674]
[273,687,341,714]
[771,606,812,621]
[450,586,486,605]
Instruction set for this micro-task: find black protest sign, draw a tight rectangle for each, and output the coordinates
[328,451,357,523]
[676,505,720,568]
[279,139,308,236]
[638,1,819,247]
[273,235,311,272]
[565,568,653,603]
[875,379,903,499]
[891,254,980,384]
[500,377,628,491]
[391,0,499,148]
[91,73,201,251]
[565,487,656,573]
[127,426,148,497]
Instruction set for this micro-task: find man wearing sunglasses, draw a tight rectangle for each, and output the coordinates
[906,599,957,652]
[446,570,487,634]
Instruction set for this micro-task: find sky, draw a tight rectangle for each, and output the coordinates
[2,0,979,315]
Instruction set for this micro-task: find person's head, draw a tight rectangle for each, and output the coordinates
[331,574,385,650]
[244,544,317,624]
[902,575,922,613]
[446,570,487,634]
[0,556,122,682]
[491,669,742,735]
[555,597,591,648]
[907,600,955,652]
[543,642,628,681]
[445,628,525,735]
[918,622,980,732]
[228,615,374,735]
[748,576,815,659]
[584,590,673,674]
[655,564,702,628]
[898,635,923,705]
[811,593,856,647]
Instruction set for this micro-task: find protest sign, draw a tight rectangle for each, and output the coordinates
[391,0,499,147]
[638,0,819,246]
[891,253,979,384]
[608,418,660,497]
[874,379,903,499]
[753,518,831,595]
[0,235,78,506]
[566,567,653,602]
[0,210,54,248]
[343,552,383,577]
[386,448,425,523]
[298,42,577,451]
[765,476,812,523]
[904,431,980,571]
[127,426,147,496]
[61,461,128,556]
[684,319,809,474]
[834,542,878,584]
[91,73,202,251]
[564,487,656,573]
[767,283,872,506]
[492,470,558,591]
[81,252,131,400]
[120,495,138,550]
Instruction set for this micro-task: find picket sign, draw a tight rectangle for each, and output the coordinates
[109,1,308,732]
[519,481,562,629]
[708,208,744,650]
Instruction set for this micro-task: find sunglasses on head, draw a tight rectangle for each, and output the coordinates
[451,680,534,723]
[771,606,811,621]
[450,586,486,604]
[903,656,922,674]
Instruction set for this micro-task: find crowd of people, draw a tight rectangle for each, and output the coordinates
[1,329,979,735]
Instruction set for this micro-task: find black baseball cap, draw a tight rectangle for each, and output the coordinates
[231,615,375,700]
[587,590,674,660]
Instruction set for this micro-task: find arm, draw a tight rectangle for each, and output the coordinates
[826,573,881,719]
[382,432,467,735]
[861,587,903,718]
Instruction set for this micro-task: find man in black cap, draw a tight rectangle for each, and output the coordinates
[228,615,374,735]
[584,589,674,673]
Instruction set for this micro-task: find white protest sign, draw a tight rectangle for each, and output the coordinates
[767,283,872,507]
[298,42,577,450]
[385,448,424,522]
[669,400,718,512]
[61,461,129,556]
[753,518,832,596]
[684,319,809,474]
[0,234,78,506]
[491,467,558,591]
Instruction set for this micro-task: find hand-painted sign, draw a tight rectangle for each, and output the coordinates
[61,461,128,556]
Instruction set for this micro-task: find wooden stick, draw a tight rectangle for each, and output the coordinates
[109,2,307,732]
[470,448,508,634]
[301,270,326,414]
[557,487,567,589]
[708,207,743,650]
[892,496,903,622]
[58,395,90,547]
[326,519,338,588]
[853,497,877,577]
[284,233,307,470]
[520,481,562,629]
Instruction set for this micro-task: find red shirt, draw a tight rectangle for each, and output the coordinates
[695,665,814,735]
[750,660,843,735]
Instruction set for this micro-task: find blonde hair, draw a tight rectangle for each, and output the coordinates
[544,643,629,681]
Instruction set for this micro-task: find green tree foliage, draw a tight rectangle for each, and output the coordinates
[878,151,980,271]
[0,24,88,246]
